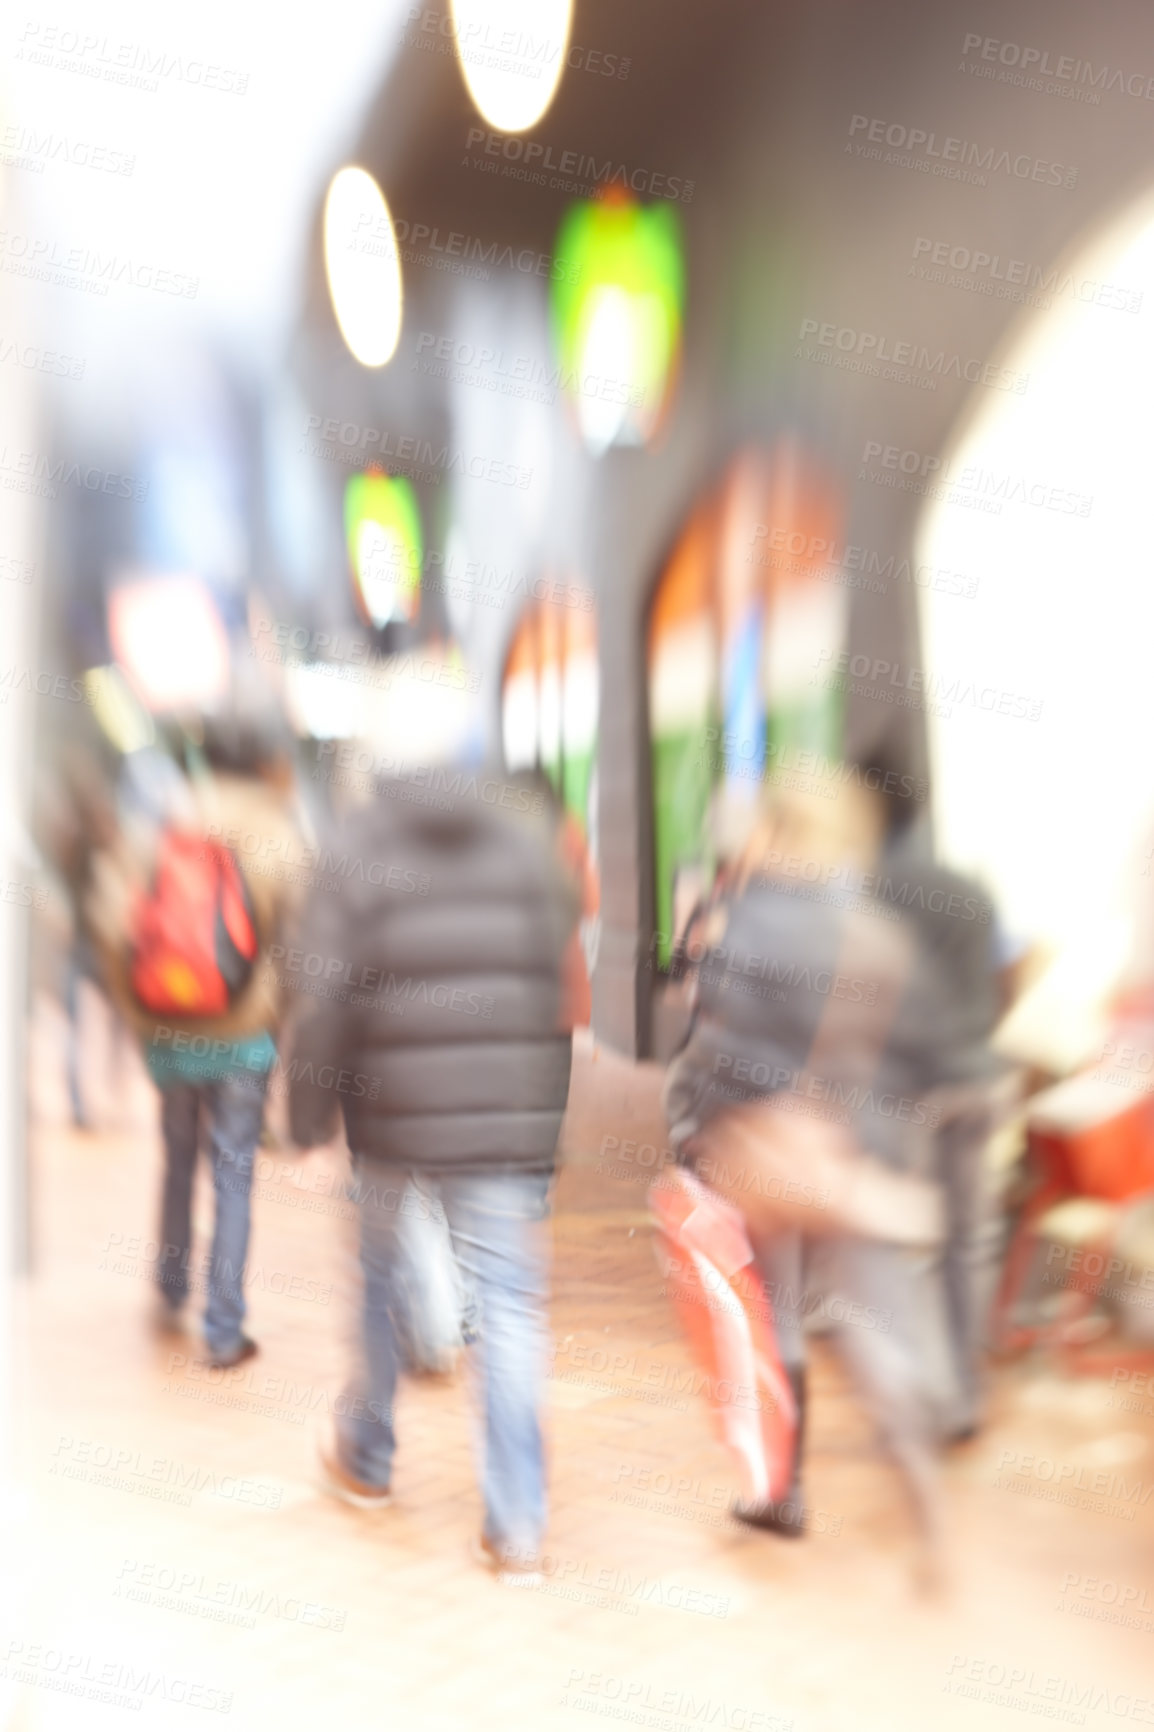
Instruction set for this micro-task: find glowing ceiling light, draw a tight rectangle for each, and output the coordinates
[344,471,423,629]
[323,166,402,367]
[450,0,573,133]
[552,192,684,454]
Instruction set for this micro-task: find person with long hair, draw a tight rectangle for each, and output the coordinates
[662,769,953,1565]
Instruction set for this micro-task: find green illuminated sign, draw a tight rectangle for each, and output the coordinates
[344,471,423,628]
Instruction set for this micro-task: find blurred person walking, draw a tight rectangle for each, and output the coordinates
[876,780,1007,1441]
[660,773,952,1563]
[88,717,301,1367]
[287,754,579,1579]
[36,736,123,1129]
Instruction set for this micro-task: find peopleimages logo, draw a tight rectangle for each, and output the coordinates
[301,414,532,491]
[816,647,1044,723]
[404,6,630,81]
[858,439,1093,518]
[464,127,695,203]
[0,1642,232,1716]
[563,1669,793,1731]
[847,114,1077,188]
[945,1653,1154,1722]
[798,316,1029,393]
[0,230,198,298]
[960,34,1154,102]
[0,336,85,379]
[910,238,1142,314]
[350,214,579,285]
[709,1055,940,1128]
[0,450,147,502]
[413,330,646,412]
[16,21,249,96]
[750,525,977,598]
[0,124,135,177]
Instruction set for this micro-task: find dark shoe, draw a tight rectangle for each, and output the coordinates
[733,1362,808,1538]
[318,1443,393,1510]
[731,1496,807,1537]
[205,1335,258,1370]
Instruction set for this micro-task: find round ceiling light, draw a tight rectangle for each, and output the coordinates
[323,165,403,367]
[449,0,574,133]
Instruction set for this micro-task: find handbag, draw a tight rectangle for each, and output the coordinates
[648,1165,798,1507]
[692,1100,945,1244]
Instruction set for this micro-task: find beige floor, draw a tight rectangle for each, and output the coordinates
[5,1000,1154,1732]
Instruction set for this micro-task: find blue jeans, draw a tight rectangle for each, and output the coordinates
[339,1166,552,1555]
[156,1073,268,1356]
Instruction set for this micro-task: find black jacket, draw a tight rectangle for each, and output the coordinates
[287,776,579,1173]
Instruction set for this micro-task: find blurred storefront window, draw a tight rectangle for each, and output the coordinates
[502,593,598,835]
[648,442,846,968]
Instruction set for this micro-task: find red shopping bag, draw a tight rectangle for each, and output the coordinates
[649,1166,797,1507]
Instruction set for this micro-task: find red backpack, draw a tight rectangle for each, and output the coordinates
[130,827,259,1017]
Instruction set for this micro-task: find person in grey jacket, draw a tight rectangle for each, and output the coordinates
[663,777,954,1559]
[286,766,579,1577]
[877,805,1006,1440]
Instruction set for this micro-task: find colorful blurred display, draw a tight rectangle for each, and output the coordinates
[551,190,684,454]
[344,471,423,629]
[647,443,845,966]
[502,592,598,834]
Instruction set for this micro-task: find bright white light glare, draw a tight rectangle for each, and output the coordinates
[108,575,230,714]
[324,166,403,368]
[450,0,573,133]
[539,659,562,771]
[356,520,406,626]
[502,670,538,772]
[575,287,635,455]
[562,652,598,751]
[994,919,1132,1074]
[368,655,474,768]
[283,663,365,741]
[917,191,1154,1009]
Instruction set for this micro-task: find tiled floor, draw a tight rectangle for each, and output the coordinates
[5,1001,1154,1731]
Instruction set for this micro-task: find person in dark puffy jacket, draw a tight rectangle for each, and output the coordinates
[286,768,579,1578]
